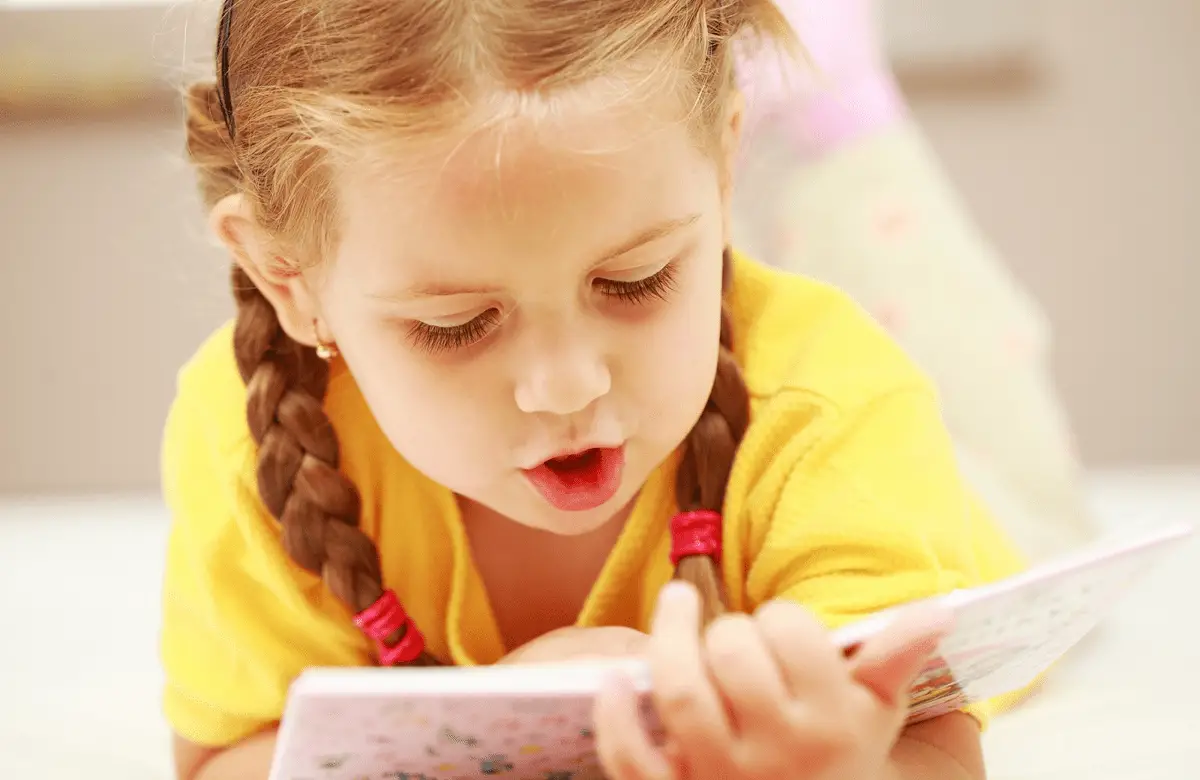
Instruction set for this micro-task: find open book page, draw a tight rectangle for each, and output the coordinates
[268,523,1192,780]
[833,521,1192,723]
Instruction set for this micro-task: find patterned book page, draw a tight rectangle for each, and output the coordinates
[269,523,1192,780]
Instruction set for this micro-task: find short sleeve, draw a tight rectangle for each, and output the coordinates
[159,364,367,747]
[740,386,1027,730]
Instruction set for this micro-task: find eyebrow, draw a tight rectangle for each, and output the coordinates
[385,281,504,299]
[595,212,702,264]
[382,213,702,300]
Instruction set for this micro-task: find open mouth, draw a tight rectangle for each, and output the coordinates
[522,446,625,512]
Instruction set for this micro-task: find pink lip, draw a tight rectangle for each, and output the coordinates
[522,445,626,512]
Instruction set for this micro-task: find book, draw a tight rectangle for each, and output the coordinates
[268,521,1193,780]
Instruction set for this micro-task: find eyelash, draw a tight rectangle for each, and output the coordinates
[407,261,680,355]
[594,261,679,305]
[407,309,503,355]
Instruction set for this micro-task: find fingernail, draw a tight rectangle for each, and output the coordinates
[652,581,697,628]
[658,580,697,609]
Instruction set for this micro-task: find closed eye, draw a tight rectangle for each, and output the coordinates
[407,309,502,354]
[593,261,678,305]
[404,261,679,355]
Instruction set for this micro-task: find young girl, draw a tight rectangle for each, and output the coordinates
[163,1,1027,779]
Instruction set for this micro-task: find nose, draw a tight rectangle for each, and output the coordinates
[514,329,612,416]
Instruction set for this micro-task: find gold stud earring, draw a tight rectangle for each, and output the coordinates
[313,319,339,361]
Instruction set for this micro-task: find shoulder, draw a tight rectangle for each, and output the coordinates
[719,255,1026,621]
[723,251,938,491]
[726,250,931,411]
[160,321,256,543]
[166,320,249,455]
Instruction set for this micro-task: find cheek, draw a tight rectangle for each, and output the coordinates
[331,320,509,488]
[625,256,724,438]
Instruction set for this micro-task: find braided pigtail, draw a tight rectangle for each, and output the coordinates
[669,248,750,626]
[230,267,437,667]
[188,80,436,666]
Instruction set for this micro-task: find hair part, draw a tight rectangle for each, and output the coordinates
[187,0,793,664]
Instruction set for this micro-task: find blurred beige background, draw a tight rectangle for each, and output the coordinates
[1,0,1197,495]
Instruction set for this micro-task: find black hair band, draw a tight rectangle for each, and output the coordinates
[215,0,237,139]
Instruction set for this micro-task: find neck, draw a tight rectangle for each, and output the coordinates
[457,495,639,652]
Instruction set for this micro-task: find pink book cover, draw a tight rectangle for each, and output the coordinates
[268,522,1192,780]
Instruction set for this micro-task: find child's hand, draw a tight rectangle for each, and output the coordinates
[594,582,950,780]
[498,626,648,665]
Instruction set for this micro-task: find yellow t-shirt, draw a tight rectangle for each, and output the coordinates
[159,252,1026,747]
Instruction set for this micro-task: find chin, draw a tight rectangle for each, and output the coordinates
[540,507,622,536]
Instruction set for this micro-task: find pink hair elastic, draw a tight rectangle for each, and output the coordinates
[354,589,425,665]
[669,509,723,565]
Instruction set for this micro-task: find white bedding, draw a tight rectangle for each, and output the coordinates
[1,470,1197,779]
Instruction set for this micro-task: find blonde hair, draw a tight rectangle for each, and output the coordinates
[185,0,794,664]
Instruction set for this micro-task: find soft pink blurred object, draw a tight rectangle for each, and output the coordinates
[741,0,906,154]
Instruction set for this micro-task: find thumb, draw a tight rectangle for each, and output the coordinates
[848,605,952,708]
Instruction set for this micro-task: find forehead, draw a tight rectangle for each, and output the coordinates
[332,89,720,291]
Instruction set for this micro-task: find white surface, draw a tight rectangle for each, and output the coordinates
[983,470,1200,779]
[1,470,1198,779]
[0,496,171,779]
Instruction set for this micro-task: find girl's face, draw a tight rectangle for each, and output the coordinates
[315,94,735,535]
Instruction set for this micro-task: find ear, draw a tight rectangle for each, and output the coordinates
[209,193,325,348]
[719,88,746,246]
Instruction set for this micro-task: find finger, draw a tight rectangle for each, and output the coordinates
[849,605,953,708]
[752,599,847,701]
[647,581,732,768]
[595,672,674,780]
[702,613,791,735]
